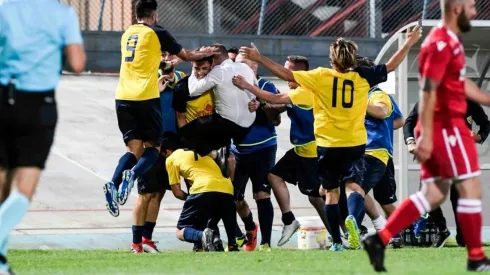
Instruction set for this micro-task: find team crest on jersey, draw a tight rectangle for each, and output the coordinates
[467,116,473,125]
[436,41,447,52]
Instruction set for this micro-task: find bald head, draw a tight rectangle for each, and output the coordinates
[440,0,476,33]
[235,53,258,74]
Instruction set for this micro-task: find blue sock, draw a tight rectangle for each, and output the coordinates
[0,192,29,243]
[111,152,137,189]
[347,192,365,226]
[256,198,274,245]
[324,204,342,244]
[132,148,160,179]
[132,225,143,244]
[183,228,203,243]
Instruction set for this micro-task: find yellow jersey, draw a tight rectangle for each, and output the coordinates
[364,91,393,164]
[292,65,388,148]
[173,76,214,123]
[287,87,317,158]
[166,149,233,195]
[116,24,182,101]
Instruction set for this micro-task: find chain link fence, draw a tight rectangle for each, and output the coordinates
[63,0,490,37]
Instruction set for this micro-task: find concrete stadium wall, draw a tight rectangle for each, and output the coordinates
[82,31,386,75]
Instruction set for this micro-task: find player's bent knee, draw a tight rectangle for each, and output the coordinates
[254,191,270,200]
[324,188,340,204]
[176,228,185,241]
[455,177,482,199]
[421,183,447,207]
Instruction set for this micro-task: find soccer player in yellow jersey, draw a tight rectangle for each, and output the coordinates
[240,28,421,251]
[173,56,215,128]
[161,133,239,252]
[103,0,215,254]
[233,55,329,247]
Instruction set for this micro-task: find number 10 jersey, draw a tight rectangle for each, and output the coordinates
[116,24,182,101]
[292,65,388,148]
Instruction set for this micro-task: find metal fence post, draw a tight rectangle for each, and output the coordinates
[97,0,106,31]
[257,0,267,35]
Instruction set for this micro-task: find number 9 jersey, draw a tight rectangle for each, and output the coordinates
[292,65,388,148]
[116,24,182,101]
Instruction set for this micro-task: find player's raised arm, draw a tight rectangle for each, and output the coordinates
[240,43,295,82]
[385,26,423,72]
[232,75,292,105]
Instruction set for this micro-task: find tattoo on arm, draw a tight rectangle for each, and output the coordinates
[422,77,440,93]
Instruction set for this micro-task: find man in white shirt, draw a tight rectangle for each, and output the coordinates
[180,44,258,157]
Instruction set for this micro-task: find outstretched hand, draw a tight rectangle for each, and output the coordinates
[239,43,261,62]
[406,25,423,47]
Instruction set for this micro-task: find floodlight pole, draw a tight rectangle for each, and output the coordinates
[397,32,409,202]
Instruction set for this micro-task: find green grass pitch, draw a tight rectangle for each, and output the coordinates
[10,247,490,275]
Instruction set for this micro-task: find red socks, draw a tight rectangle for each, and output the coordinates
[457,199,486,261]
[378,192,431,246]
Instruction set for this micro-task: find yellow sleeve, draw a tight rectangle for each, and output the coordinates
[165,155,181,185]
[288,87,313,107]
[369,91,393,118]
[292,68,326,94]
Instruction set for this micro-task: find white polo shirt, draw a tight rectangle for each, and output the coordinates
[188,59,257,128]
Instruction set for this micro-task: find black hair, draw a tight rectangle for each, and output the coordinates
[286,55,310,70]
[210,43,228,58]
[161,132,180,151]
[227,47,239,55]
[135,0,157,19]
[356,56,376,67]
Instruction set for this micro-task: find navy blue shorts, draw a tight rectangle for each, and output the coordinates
[373,158,397,205]
[270,148,320,197]
[232,144,277,200]
[362,155,387,193]
[316,145,365,190]
[137,155,170,194]
[115,98,162,146]
[177,192,236,231]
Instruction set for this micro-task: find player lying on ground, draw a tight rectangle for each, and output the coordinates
[231,53,282,251]
[162,133,239,252]
[232,55,330,248]
[103,0,216,220]
[238,30,420,250]
[363,0,490,272]
[0,0,85,272]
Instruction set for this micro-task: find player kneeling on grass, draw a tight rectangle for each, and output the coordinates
[161,133,240,252]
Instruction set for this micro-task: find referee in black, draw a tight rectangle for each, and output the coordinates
[403,100,490,247]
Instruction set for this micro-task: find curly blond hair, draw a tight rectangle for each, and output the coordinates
[330,38,358,73]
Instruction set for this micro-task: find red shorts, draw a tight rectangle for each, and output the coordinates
[416,119,481,183]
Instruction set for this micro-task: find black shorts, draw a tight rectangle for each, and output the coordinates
[317,145,365,190]
[373,158,397,205]
[0,88,57,169]
[137,155,170,194]
[177,192,236,230]
[115,98,162,146]
[179,113,249,156]
[232,145,277,200]
[361,155,387,193]
[270,149,320,197]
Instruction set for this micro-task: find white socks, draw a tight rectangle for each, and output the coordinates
[372,216,387,231]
